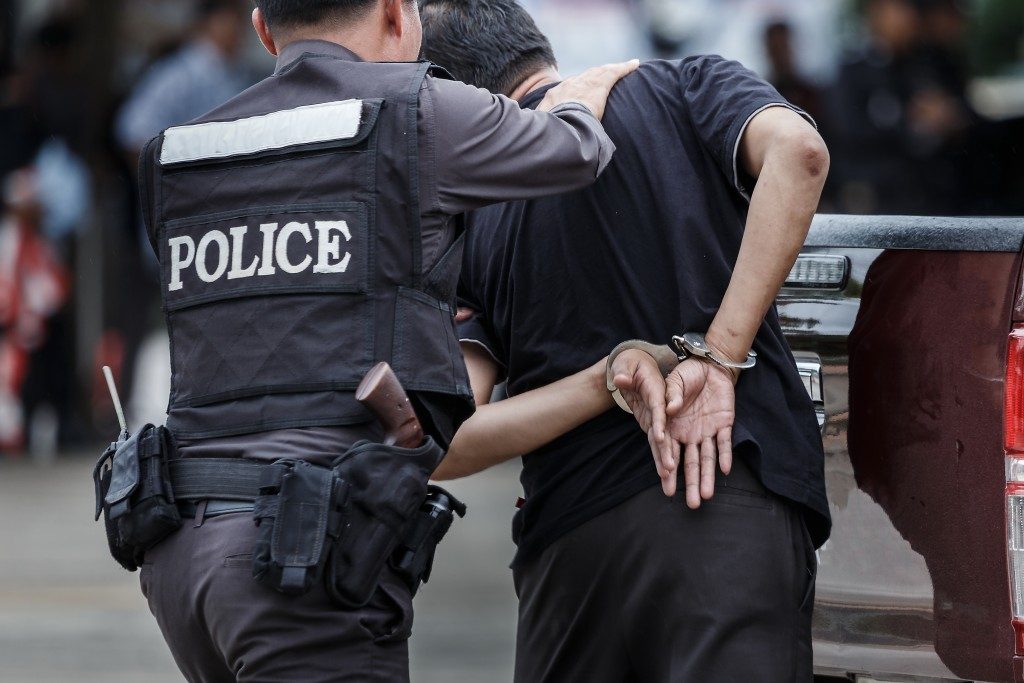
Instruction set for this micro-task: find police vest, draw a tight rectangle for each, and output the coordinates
[139,55,473,440]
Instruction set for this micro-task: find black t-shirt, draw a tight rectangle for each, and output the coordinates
[458,56,831,568]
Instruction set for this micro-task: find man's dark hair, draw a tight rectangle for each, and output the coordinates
[419,0,556,96]
[254,0,380,29]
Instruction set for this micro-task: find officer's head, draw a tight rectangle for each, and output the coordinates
[252,0,423,61]
[419,0,556,97]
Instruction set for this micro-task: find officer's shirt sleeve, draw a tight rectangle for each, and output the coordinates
[422,76,615,215]
[677,55,816,200]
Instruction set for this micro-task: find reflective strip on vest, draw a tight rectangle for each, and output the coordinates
[160,99,364,165]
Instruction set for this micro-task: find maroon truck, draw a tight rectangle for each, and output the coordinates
[786,215,1024,682]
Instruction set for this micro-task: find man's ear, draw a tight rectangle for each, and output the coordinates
[382,0,404,40]
[252,7,279,56]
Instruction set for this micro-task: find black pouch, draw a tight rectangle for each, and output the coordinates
[390,485,466,596]
[92,424,181,571]
[92,432,135,571]
[252,459,350,595]
[325,437,445,607]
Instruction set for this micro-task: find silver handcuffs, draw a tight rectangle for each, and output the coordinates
[671,332,757,371]
[605,333,756,414]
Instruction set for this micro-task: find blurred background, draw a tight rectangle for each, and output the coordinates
[0,0,1022,680]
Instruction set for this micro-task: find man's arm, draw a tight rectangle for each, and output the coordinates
[706,107,829,362]
[427,61,637,214]
[463,342,500,407]
[666,105,829,508]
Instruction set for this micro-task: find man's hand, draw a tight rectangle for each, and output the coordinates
[538,60,640,121]
[609,349,678,496]
[665,359,736,509]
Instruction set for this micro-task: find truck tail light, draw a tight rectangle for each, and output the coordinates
[1006,327,1024,451]
[1005,325,1024,654]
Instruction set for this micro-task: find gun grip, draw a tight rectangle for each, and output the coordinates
[356,363,424,449]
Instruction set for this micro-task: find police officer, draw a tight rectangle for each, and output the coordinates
[127,1,635,681]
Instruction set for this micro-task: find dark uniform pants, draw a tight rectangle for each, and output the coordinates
[140,511,413,683]
[512,458,817,683]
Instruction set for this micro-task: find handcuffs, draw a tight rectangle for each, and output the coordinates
[605,332,757,414]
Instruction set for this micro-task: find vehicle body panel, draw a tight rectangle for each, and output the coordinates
[783,215,1024,682]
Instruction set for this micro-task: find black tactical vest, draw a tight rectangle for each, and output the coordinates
[138,54,472,440]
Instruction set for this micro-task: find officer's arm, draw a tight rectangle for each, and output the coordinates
[435,346,670,481]
[433,347,612,480]
[427,75,623,215]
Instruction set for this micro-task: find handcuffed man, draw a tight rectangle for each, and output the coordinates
[422,1,831,680]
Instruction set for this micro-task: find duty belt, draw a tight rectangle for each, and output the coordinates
[168,458,265,500]
[167,458,267,518]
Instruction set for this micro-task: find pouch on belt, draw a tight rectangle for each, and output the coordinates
[92,424,182,571]
[252,459,350,595]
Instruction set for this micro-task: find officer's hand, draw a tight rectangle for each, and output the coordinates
[665,358,736,509]
[610,349,677,495]
[454,307,476,323]
[538,60,641,121]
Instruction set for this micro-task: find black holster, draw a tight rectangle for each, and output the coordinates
[325,437,446,607]
[251,459,350,595]
[92,425,182,571]
[390,485,466,596]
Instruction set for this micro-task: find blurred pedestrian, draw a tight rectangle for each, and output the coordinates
[831,0,976,214]
[115,0,250,158]
[764,20,826,132]
[831,0,921,212]
[1,16,88,178]
[0,169,70,453]
[0,13,98,452]
[920,0,971,95]
[915,0,1007,213]
[113,0,251,429]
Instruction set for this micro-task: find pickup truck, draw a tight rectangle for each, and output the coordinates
[783,214,1024,682]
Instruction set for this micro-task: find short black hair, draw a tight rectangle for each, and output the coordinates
[419,0,556,96]
[254,0,379,29]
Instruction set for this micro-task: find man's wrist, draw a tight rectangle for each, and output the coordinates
[589,357,611,393]
[709,359,741,385]
[702,330,749,385]
[703,329,750,366]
